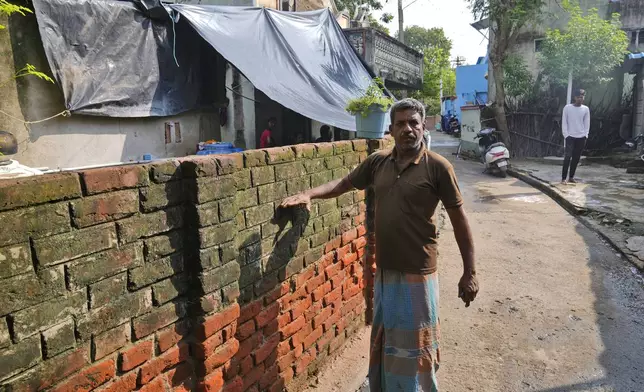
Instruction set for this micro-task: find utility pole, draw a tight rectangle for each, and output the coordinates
[398,0,404,43]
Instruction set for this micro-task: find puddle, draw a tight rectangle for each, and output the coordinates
[506,195,547,203]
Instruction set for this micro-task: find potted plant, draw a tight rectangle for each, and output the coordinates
[345,78,394,139]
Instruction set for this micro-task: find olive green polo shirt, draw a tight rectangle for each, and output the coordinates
[347,146,463,274]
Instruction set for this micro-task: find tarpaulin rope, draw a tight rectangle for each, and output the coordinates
[0,109,71,124]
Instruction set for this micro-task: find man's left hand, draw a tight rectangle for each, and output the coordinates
[458,273,479,307]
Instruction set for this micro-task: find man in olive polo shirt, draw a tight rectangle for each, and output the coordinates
[280,98,478,391]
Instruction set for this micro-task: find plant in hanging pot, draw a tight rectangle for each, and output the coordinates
[346,78,394,139]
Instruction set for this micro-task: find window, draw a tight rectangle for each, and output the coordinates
[639,30,644,45]
[534,39,543,52]
[631,31,638,45]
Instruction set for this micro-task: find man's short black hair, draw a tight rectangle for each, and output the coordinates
[390,98,426,124]
[268,117,277,123]
[574,88,586,97]
[320,125,331,135]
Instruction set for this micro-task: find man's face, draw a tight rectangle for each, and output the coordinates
[269,120,276,128]
[390,109,424,152]
[574,94,585,105]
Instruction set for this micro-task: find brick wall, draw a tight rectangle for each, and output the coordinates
[0,137,392,392]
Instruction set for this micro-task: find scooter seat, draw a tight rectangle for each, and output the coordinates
[487,142,506,150]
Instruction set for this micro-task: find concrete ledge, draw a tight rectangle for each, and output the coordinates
[509,167,644,271]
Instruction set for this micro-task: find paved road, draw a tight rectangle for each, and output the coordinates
[308,134,644,392]
[433,133,644,392]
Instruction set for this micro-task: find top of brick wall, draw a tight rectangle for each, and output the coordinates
[0,138,393,212]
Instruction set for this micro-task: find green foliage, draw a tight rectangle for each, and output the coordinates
[539,2,629,87]
[367,14,390,35]
[335,0,383,18]
[405,26,453,115]
[380,12,394,23]
[14,63,54,83]
[503,55,533,97]
[0,0,32,29]
[346,77,394,117]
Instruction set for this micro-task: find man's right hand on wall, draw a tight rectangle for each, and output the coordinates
[279,193,312,211]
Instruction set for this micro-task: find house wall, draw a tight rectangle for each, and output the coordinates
[0,137,387,391]
[455,63,488,121]
[222,65,257,150]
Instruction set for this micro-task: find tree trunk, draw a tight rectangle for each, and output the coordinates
[398,0,404,43]
[492,61,511,149]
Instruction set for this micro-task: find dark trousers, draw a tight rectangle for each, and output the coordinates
[562,136,587,180]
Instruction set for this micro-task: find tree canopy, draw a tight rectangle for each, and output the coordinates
[539,3,629,87]
[335,0,384,18]
[405,26,455,115]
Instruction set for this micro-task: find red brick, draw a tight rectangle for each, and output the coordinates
[82,165,149,195]
[222,376,243,392]
[324,262,341,279]
[352,236,367,251]
[357,225,366,236]
[291,324,312,349]
[302,326,323,349]
[235,331,262,360]
[295,349,316,375]
[253,333,280,364]
[240,355,253,376]
[242,363,264,391]
[197,303,240,340]
[7,345,89,391]
[280,286,306,310]
[140,342,189,384]
[255,302,280,328]
[290,297,312,320]
[165,362,193,388]
[304,272,325,294]
[317,329,335,352]
[71,190,139,228]
[311,281,331,302]
[52,359,115,392]
[341,229,357,246]
[280,367,295,385]
[199,367,224,392]
[269,379,286,392]
[330,270,346,290]
[0,172,81,211]
[236,319,256,341]
[260,364,279,390]
[304,301,322,322]
[120,340,153,372]
[281,316,305,339]
[312,307,333,329]
[335,244,352,262]
[343,284,361,301]
[223,359,239,381]
[156,320,191,353]
[277,312,291,329]
[353,213,366,226]
[263,281,290,305]
[342,252,358,268]
[277,346,302,372]
[318,252,335,269]
[237,299,264,323]
[265,345,278,366]
[336,318,347,334]
[95,372,137,392]
[194,327,226,360]
[343,295,364,316]
[277,339,292,357]
[263,318,279,336]
[323,309,342,332]
[295,265,316,289]
[204,338,240,374]
[139,376,167,392]
[357,247,365,259]
[324,236,341,254]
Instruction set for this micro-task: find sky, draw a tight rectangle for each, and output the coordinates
[371,0,488,65]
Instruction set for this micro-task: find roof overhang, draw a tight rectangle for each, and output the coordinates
[471,18,489,31]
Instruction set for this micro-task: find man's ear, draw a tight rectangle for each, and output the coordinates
[388,124,393,134]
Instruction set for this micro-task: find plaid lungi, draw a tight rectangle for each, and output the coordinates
[368,268,441,392]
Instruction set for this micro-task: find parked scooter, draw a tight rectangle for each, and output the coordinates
[475,128,511,177]
[448,116,461,137]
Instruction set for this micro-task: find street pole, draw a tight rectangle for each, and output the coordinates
[566,70,573,104]
[440,76,444,116]
[398,0,404,43]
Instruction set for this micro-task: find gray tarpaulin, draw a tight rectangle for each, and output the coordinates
[32,0,373,130]
[32,0,217,117]
[168,5,372,130]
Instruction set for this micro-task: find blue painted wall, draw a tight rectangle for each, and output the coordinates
[453,58,488,121]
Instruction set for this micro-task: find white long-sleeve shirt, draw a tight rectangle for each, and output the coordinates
[562,104,590,138]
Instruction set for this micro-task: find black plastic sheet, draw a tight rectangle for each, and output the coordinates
[32,0,216,117]
[168,5,372,130]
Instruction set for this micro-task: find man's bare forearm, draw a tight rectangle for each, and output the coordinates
[304,178,354,200]
[446,206,476,275]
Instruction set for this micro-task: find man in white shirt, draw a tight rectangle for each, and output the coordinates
[561,89,590,184]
